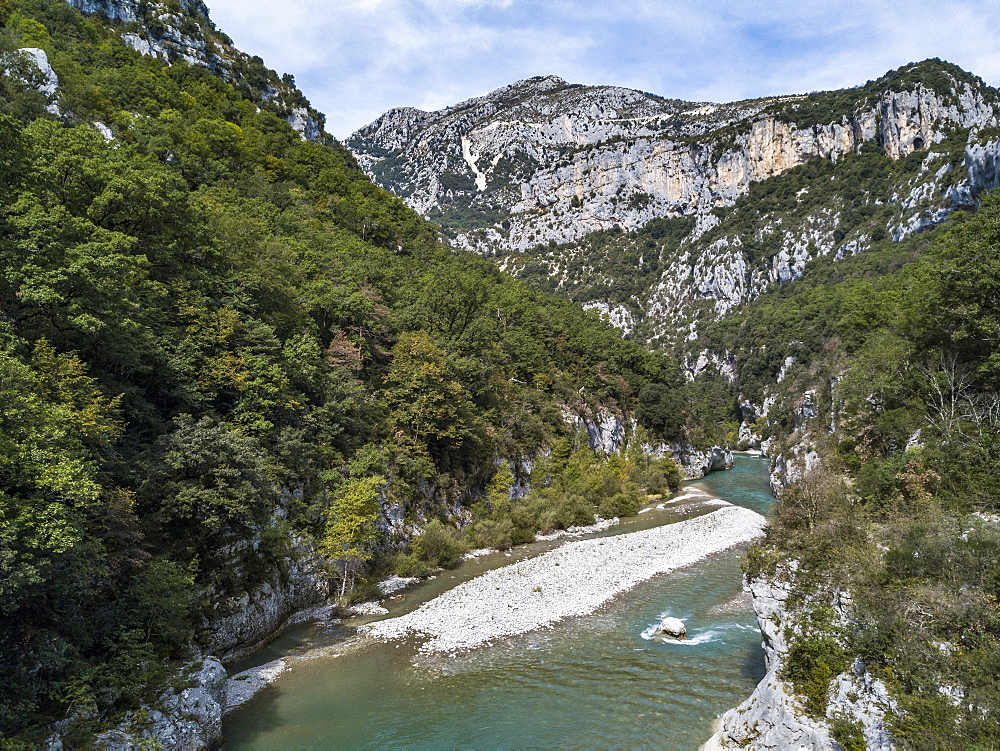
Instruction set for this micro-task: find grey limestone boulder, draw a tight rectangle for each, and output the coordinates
[653,616,687,638]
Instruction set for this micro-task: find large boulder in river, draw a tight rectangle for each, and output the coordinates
[654,617,687,638]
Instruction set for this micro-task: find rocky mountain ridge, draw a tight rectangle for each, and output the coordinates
[64,0,326,140]
[348,62,1000,346]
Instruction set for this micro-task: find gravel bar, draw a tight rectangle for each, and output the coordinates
[363,504,766,653]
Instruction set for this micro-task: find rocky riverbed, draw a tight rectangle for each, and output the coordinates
[362,503,766,653]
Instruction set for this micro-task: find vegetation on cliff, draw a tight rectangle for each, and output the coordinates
[736,191,1000,746]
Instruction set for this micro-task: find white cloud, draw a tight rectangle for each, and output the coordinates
[204,0,1000,138]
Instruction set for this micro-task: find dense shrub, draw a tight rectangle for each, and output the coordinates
[391,520,467,576]
[783,631,848,717]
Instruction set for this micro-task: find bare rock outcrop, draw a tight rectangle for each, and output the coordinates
[204,531,330,663]
[63,0,327,141]
[561,404,733,479]
[3,47,61,115]
[705,576,895,750]
[348,62,1000,344]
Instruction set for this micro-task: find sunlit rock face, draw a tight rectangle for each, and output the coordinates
[705,576,896,751]
[63,0,326,141]
[348,62,1000,345]
[67,0,213,66]
[10,48,61,114]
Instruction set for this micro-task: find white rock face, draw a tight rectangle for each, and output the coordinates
[288,106,323,141]
[829,660,897,750]
[351,73,998,250]
[705,670,834,750]
[561,405,732,479]
[769,448,822,490]
[65,0,327,142]
[966,131,1000,196]
[676,445,736,479]
[348,65,1000,342]
[68,0,216,67]
[351,77,877,251]
[583,300,636,335]
[67,0,139,22]
[705,578,834,750]
[11,48,61,115]
[121,31,160,58]
[92,121,114,141]
[17,48,58,97]
[561,406,629,455]
[705,577,896,750]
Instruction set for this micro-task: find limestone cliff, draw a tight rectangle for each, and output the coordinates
[203,529,330,664]
[63,0,326,141]
[93,658,229,750]
[562,404,732,479]
[348,61,1000,345]
[706,575,895,750]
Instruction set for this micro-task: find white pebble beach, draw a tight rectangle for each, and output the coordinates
[363,503,766,653]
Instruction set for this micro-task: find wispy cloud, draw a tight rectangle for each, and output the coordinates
[205,0,1000,138]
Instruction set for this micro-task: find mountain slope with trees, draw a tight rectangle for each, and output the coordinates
[704,188,1000,748]
[348,63,1000,348]
[0,0,706,744]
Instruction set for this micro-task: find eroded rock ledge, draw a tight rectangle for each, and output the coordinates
[704,575,895,750]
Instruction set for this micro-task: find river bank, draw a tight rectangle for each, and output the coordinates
[227,459,770,736]
[225,487,749,710]
[364,504,765,653]
[224,456,776,749]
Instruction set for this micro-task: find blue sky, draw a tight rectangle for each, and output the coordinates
[205,0,1000,139]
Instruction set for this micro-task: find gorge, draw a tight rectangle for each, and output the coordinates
[1,0,1000,748]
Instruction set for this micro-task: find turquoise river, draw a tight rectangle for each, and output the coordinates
[224,454,773,749]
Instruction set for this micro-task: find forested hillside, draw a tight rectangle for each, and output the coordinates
[0,1,706,744]
[703,188,1000,746]
[7,0,1000,746]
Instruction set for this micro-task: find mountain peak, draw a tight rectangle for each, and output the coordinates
[348,61,1000,344]
[522,74,568,86]
[860,57,997,102]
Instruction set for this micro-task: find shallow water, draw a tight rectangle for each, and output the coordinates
[686,452,774,516]
[224,454,773,749]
